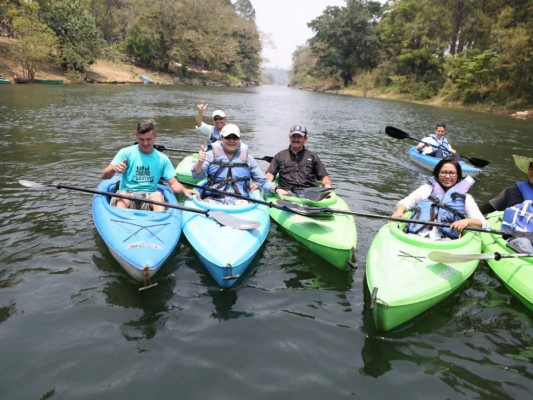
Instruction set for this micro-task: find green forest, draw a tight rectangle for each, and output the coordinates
[1,0,532,109]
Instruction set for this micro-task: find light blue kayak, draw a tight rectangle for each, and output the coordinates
[92,179,182,286]
[407,146,482,177]
[182,183,270,287]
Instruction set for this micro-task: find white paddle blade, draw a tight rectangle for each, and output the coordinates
[428,251,496,263]
[19,180,53,190]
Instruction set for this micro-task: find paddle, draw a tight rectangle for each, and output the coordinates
[428,251,533,263]
[18,180,260,230]
[385,126,490,168]
[291,187,334,201]
[274,200,533,239]
[177,180,313,214]
[143,144,274,163]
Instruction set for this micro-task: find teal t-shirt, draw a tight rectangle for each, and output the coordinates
[111,145,175,192]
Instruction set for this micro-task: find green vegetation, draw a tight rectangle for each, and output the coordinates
[1,0,530,109]
[0,0,261,83]
[292,0,533,109]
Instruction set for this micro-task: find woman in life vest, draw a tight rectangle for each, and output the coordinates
[192,123,276,204]
[391,158,487,239]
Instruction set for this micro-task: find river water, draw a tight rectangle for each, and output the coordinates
[0,84,531,399]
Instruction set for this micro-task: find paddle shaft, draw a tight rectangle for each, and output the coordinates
[177,180,288,210]
[40,182,211,216]
[428,250,533,263]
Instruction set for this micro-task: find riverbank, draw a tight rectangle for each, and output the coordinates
[1,36,530,119]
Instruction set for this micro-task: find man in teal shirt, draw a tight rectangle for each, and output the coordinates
[102,119,197,210]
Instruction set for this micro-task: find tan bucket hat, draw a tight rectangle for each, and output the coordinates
[513,155,533,174]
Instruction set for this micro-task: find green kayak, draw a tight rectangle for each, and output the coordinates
[264,190,357,269]
[366,219,482,331]
[480,212,533,312]
[175,154,202,185]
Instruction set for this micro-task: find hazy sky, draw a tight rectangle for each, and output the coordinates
[249,0,347,70]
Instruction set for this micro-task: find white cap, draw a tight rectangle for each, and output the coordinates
[220,124,240,138]
[212,110,226,119]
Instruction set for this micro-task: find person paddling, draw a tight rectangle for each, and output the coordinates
[417,123,459,160]
[391,158,487,239]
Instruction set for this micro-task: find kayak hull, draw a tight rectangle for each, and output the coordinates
[264,191,357,269]
[480,212,533,311]
[182,186,270,288]
[92,179,182,284]
[407,146,482,177]
[175,154,202,185]
[366,219,481,331]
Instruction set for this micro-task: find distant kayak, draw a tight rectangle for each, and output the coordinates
[407,146,482,177]
[140,73,154,84]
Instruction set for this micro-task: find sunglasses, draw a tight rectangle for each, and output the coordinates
[213,117,225,121]
[223,135,239,140]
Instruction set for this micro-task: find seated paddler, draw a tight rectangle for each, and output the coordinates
[102,119,197,211]
[391,158,487,239]
[266,124,332,199]
[480,154,533,252]
[191,123,277,204]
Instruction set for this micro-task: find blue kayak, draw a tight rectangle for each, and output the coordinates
[92,179,182,286]
[407,146,482,177]
[182,184,270,288]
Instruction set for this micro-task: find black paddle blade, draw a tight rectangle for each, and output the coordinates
[291,187,334,202]
[256,156,273,163]
[464,157,490,168]
[385,126,409,139]
[276,200,333,218]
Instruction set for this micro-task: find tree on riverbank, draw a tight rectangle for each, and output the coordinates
[292,0,533,109]
[0,0,262,83]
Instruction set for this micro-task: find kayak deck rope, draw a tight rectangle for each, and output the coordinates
[110,219,170,243]
[397,250,426,262]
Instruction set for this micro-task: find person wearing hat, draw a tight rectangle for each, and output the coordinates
[265,124,332,199]
[192,123,277,204]
[479,155,533,214]
[195,103,228,148]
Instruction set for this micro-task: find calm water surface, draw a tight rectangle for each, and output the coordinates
[0,84,531,399]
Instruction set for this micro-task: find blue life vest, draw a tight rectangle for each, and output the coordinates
[407,176,475,239]
[502,200,533,232]
[206,126,222,150]
[428,134,452,158]
[516,180,533,200]
[206,141,250,197]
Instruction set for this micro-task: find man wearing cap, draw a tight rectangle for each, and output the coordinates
[195,103,227,148]
[266,124,332,199]
[192,123,277,204]
[479,155,533,214]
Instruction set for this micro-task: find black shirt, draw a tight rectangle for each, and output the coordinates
[479,184,524,214]
[266,147,329,190]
